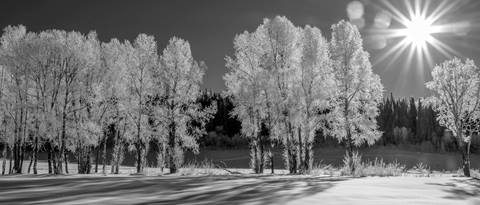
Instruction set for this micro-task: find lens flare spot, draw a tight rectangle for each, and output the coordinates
[347,1,364,20]
[374,11,392,29]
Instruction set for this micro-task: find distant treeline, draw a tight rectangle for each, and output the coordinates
[198,91,479,153]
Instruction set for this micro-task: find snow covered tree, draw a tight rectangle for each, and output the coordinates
[152,37,215,174]
[296,25,335,173]
[0,25,36,174]
[328,20,383,174]
[101,39,130,174]
[425,57,480,177]
[30,30,66,174]
[262,16,303,174]
[123,34,157,174]
[68,31,103,174]
[0,64,15,175]
[226,16,337,174]
[225,27,270,173]
[51,31,103,174]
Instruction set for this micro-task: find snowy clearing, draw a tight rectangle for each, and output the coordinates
[0,174,478,205]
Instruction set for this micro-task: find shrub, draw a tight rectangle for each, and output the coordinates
[409,162,431,177]
[471,169,480,178]
[341,151,362,176]
[360,158,405,177]
[341,151,406,177]
[179,160,219,176]
[311,162,337,176]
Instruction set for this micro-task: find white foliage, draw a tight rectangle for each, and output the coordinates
[425,57,480,139]
[152,37,215,154]
[327,20,383,146]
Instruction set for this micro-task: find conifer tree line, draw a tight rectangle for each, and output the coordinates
[200,90,477,152]
[376,94,447,149]
[0,25,215,175]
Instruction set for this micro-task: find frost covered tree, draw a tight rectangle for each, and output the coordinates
[225,27,270,174]
[296,26,335,173]
[29,30,65,174]
[262,16,303,174]
[226,16,336,174]
[101,39,129,174]
[68,31,103,174]
[152,37,215,174]
[425,57,480,177]
[328,20,383,174]
[0,26,106,175]
[0,64,15,175]
[123,34,157,174]
[0,25,31,174]
[54,31,102,174]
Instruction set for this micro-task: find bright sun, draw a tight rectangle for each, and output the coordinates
[370,0,471,92]
[404,15,433,47]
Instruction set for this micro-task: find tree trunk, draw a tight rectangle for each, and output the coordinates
[304,142,312,173]
[19,142,24,174]
[57,85,70,175]
[168,121,177,174]
[13,110,20,174]
[462,140,471,177]
[102,133,107,174]
[33,136,38,174]
[343,97,356,175]
[297,127,303,173]
[252,141,259,173]
[286,122,297,174]
[9,145,13,174]
[19,110,28,174]
[114,143,121,174]
[27,153,33,174]
[269,148,274,174]
[157,142,166,174]
[77,144,92,174]
[111,140,119,174]
[52,151,58,174]
[95,143,99,173]
[112,121,126,175]
[135,116,143,174]
[87,149,91,174]
[47,148,52,174]
[64,151,69,174]
[2,146,7,175]
[259,135,264,174]
[346,132,355,175]
[77,146,81,173]
[111,129,119,174]
[142,143,149,172]
[136,144,142,173]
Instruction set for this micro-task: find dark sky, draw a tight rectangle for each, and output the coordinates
[1,0,480,97]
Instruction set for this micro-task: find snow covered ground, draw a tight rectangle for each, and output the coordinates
[0,173,478,204]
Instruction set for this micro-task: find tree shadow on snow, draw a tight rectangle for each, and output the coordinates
[0,175,344,204]
[427,178,480,200]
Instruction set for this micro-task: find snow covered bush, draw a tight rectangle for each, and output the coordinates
[311,162,337,176]
[411,162,431,177]
[341,152,406,177]
[360,159,405,177]
[179,160,219,176]
[341,151,362,176]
